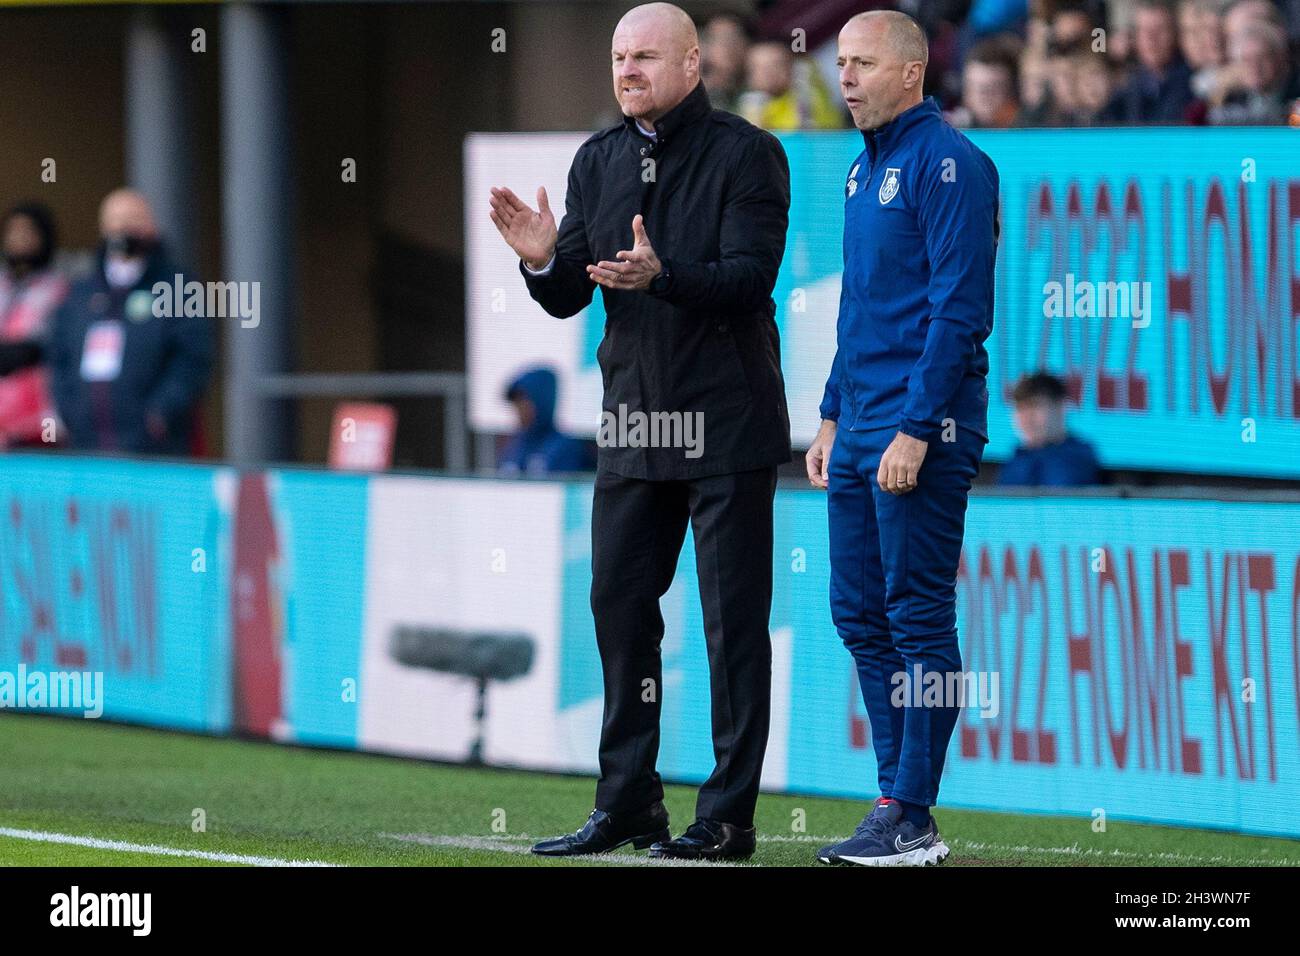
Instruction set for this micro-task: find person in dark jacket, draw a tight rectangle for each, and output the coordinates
[1101,0,1200,124]
[806,10,999,867]
[998,372,1102,486]
[489,1,791,861]
[47,189,214,456]
[497,366,591,475]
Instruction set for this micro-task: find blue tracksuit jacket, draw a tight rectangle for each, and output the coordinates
[819,96,999,441]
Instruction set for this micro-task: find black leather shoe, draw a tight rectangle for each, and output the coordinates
[648,818,756,861]
[531,803,670,856]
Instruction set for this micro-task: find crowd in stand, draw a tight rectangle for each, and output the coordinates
[700,0,1300,129]
[0,192,213,457]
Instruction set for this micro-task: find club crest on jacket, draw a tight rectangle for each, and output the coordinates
[879,167,901,205]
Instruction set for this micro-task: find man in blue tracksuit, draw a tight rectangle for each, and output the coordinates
[805,10,999,866]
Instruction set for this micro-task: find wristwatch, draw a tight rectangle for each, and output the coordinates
[648,260,673,295]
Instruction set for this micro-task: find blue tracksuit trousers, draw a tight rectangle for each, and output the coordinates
[827,424,984,807]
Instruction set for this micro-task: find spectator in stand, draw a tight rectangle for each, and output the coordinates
[1018,35,1092,124]
[1178,0,1228,99]
[497,366,590,476]
[1223,0,1285,38]
[46,189,214,456]
[1017,38,1057,123]
[700,13,750,114]
[949,35,1023,127]
[1016,4,1101,125]
[1102,0,1200,122]
[1220,0,1300,101]
[0,203,67,450]
[999,372,1102,487]
[1209,17,1296,122]
[1101,0,1138,65]
[739,40,844,130]
[1046,39,1091,120]
[1070,48,1121,122]
[1049,0,1102,47]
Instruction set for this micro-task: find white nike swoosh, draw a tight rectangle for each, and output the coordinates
[894,832,930,852]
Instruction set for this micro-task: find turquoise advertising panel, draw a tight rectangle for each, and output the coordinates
[0,454,231,732]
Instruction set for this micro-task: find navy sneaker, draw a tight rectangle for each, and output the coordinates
[818,800,950,867]
[816,796,886,864]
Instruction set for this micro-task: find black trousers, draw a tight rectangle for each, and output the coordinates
[589,465,777,827]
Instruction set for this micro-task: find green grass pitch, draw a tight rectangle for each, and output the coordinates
[1,713,1296,867]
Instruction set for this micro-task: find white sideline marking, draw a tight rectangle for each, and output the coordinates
[381,833,742,867]
[0,826,338,867]
[8,825,1276,868]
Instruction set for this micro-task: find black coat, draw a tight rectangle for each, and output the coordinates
[520,80,792,480]
[47,246,214,456]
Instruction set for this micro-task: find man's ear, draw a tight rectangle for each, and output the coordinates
[685,45,700,81]
[902,60,923,91]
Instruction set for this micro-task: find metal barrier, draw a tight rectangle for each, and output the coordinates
[254,371,473,471]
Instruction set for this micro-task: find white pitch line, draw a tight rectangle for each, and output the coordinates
[380,833,743,866]
[0,826,338,867]
[14,823,1269,868]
